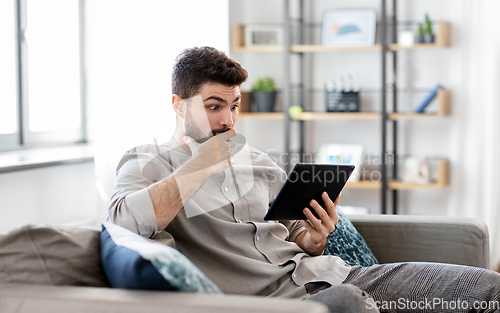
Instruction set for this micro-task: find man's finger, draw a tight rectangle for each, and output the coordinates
[299,219,315,234]
[322,192,336,216]
[304,206,324,230]
[310,200,329,223]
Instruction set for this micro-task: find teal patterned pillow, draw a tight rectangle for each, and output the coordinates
[101,223,221,293]
[323,208,378,267]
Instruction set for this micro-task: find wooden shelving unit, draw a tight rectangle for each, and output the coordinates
[346,159,449,190]
[232,25,283,53]
[291,112,380,120]
[388,21,451,50]
[234,21,450,54]
[388,89,450,119]
[238,112,284,119]
[290,44,382,53]
[231,8,452,213]
[290,89,449,121]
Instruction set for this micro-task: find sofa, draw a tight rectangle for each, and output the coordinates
[0,214,490,313]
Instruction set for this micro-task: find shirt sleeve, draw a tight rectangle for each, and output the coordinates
[108,148,169,237]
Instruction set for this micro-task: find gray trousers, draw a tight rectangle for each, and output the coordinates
[306,262,500,313]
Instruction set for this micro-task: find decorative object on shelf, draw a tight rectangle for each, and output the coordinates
[403,157,430,184]
[416,14,435,43]
[398,30,415,47]
[415,84,443,113]
[251,77,276,112]
[244,24,283,47]
[321,9,377,47]
[315,144,365,182]
[424,14,435,43]
[416,23,426,44]
[288,106,303,117]
[325,73,360,112]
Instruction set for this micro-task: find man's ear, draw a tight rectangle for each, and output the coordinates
[172,94,185,119]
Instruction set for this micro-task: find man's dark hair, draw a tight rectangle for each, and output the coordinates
[172,46,248,99]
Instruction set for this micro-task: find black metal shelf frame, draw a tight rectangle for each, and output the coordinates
[283,0,401,214]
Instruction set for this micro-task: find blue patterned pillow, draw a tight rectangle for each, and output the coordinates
[100,223,221,293]
[323,208,378,267]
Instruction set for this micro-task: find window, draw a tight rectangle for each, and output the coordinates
[0,0,85,152]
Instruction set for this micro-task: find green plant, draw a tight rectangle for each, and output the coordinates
[418,23,425,36]
[251,77,276,93]
[425,14,434,35]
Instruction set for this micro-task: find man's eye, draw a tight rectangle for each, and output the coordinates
[208,105,218,111]
[231,104,240,110]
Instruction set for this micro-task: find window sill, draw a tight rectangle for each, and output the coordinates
[0,144,94,174]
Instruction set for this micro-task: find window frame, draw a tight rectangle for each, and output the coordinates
[0,0,87,152]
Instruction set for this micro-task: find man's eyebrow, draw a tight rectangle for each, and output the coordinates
[203,96,226,104]
[203,95,242,104]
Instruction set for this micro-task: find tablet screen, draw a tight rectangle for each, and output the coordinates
[264,163,355,220]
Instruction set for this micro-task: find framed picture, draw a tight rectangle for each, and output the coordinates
[321,9,377,47]
[315,144,365,182]
[245,25,283,47]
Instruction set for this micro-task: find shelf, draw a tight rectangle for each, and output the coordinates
[290,45,382,53]
[233,21,450,53]
[232,25,284,53]
[290,112,381,120]
[345,159,449,190]
[388,21,451,51]
[346,181,381,189]
[390,159,450,189]
[288,89,449,120]
[388,89,450,119]
[238,112,284,119]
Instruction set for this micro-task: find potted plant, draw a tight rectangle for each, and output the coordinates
[416,23,425,43]
[423,14,435,43]
[251,77,276,112]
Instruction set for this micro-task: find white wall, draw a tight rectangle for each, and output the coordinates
[230,0,460,215]
[85,0,230,220]
[0,163,97,234]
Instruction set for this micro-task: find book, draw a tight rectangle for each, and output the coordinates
[415,84,443,113]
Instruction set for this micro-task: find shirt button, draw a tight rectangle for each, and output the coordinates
[256,236,260,241]
[237,219,242,223]
[224,187,228,192]
[292,273,296,278]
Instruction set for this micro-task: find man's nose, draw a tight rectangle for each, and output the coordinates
[219,108,234,128]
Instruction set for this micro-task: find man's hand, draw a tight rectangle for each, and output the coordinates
[183,129,237,177]
[295,191,340,256]
[148,130,237,231]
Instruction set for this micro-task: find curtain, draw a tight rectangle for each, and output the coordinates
[448,0,500,270]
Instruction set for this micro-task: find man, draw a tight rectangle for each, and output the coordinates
[109,46,500,312]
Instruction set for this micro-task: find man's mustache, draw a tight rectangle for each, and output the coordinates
[193,127,230,144]
[211,127,230,136]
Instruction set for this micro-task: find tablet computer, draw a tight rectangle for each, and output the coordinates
[264,163,355,221]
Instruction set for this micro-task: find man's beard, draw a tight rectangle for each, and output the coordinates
[184,112,230,143]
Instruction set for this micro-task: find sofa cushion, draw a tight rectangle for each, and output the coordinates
[323,207,379,267]
[0,225,110,287]
[100,223,222,293]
